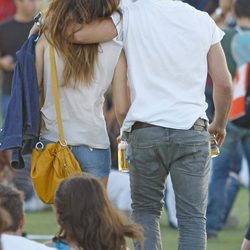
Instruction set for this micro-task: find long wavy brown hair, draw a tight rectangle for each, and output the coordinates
[42,0,120,87]
[55,175,144,250]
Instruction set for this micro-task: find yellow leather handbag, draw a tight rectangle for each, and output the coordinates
[31,45,82,204]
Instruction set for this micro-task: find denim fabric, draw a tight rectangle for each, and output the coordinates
[73,145,111,177]
[127,119,210,250]
[1,94,11,122]
[206,122,250,234]
[39,139,111,178]
[223,170,240,223]
[222,143,242,225]
[14,154,35,201]
[0,34,40,169]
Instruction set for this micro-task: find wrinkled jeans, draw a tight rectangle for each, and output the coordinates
[127,119,210,250]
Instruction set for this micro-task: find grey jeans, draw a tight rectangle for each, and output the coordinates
[127,119,210,250]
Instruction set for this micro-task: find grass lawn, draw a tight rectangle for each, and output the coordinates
[24,187,249,249]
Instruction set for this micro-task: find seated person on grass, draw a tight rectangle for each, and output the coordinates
[0,184,55,250]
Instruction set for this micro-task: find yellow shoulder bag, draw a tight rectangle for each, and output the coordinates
[31,45,82,204]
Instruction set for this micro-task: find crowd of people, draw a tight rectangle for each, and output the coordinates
[0,0,249,250]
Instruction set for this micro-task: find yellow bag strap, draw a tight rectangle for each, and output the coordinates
[49,45,66,145]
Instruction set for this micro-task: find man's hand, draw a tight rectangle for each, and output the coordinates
[208,121,226,148]
[0,55,15,71]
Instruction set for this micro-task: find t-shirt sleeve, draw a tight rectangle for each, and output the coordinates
[209,16,225,45]
[111,11,123,45]
[111,6,129,46]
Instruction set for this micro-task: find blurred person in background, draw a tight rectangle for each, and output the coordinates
[0,0,16,22]
[206,0,250,238]
[205,0,241,235]
[0,0,39,120]
[0,0,45,212]
[211,0,236,28]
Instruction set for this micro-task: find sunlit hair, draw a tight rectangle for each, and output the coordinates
[55,175,144,250]
[0,207,11,233]
[0,207,11,250]
[42,0,120,87]
[0,185,23,232]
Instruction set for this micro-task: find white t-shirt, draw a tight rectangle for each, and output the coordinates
[41,41,122,148]
[112,0,224,132]
[1,234,56,250]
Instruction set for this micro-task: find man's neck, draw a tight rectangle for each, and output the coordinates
[3,229,22,236]
[14,12,33,23]
[237,17,250,28]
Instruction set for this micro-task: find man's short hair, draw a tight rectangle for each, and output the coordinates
[0,185,24,232]
[234,0,250,18]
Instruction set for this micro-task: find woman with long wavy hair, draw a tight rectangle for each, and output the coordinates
[35,0,130,188]
[50,175,144,250]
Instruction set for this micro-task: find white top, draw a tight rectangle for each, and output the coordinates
[41,41,122,148]
[112,0,224,132]
[1,234,56,250]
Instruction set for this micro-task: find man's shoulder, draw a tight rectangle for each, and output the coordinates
[168,1,212,24]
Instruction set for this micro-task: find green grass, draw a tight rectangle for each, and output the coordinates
[24,187,249,249]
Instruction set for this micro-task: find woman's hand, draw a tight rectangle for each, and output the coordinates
[28,24,40,38]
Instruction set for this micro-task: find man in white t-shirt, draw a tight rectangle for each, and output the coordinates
[56,1,233,249]
[0,184,55,250]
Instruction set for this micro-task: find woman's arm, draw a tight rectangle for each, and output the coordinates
[35,34,45,88]
[112,50,130,126]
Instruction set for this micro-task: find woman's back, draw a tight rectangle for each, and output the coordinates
[40,38,122,148]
